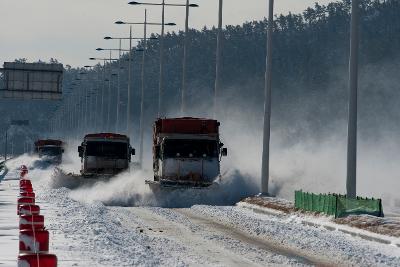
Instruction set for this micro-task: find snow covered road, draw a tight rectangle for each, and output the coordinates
[0,176,19,266]
[1,156,400,266]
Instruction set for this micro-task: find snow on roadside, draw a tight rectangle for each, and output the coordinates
[37,187,191,267]
[36,184,309,266]
[4,154,400,266]
[142,207,310,266]
[241,195,400,241]
[0,171,19,267]
[191,205,400,266]
[335,215,400,238]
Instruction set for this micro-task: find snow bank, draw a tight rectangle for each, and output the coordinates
[191,205,400,266]
[67,169,259,208]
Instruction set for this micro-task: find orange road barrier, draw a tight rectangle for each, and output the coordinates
[20,179,32,187]
[18,253,57,267]
[19,229,49,253]
[19,205,40,216]
[20,192,36,198]
[17,197,35,215]
[19,215,44,231]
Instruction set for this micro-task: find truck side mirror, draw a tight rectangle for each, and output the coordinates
[78,146,83,157]
[61,148,65,153]
[221,148,227,157]
[131,148,136,156]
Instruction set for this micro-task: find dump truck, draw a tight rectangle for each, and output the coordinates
[146,117,227,189]
[77,133,135,177]
[34,139,64,164]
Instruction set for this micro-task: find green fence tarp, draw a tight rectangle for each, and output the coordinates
[336,196,383,218]
[295,190,337,216]
[294,190,383,218]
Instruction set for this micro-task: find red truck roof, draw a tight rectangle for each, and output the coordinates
[84,133,129,140]
[155,117,219,135]
[34,139,63,147]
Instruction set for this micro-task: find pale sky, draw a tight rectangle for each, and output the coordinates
[0,0,331,67]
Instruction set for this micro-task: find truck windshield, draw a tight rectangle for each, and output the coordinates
[163,139,218,158]
[39,147,62,157]
[85,141,128,159]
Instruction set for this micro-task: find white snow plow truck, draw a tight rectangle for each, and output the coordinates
[146,117,227,189]
[78,133,135,177]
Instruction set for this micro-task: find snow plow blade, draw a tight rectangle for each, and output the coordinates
[52,167,115,189]
[145,179,214,190]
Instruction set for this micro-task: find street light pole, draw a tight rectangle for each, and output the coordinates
[90,57,121,132]
[90,80,96,131]
[261,0,274,195]
[139,9,147,167]
[214,0,223,119]
[181,0,190,115]
[4,131,7,161]
[159,0,165,117]
[107,50,112,131]
[128,1,195,116]
[116,39,122,132]
[102,35,157,136]
[94,72,100,131]
[102,59,106,131]
[347,0,360,199]
[127,26,133,137]
[84,80,89,134]
[84,65,96,131]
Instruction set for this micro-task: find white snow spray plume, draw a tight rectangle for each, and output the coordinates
[45,133,260,207]
[5,153,57,187]
[65,168,258,208]
[53,134,260,207]
[9,56,398,211]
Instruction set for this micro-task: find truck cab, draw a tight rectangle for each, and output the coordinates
[78,133,135,177]
[34,139,64,165]
[149,117,227,188]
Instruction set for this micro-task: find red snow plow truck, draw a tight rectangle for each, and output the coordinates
[34,139,64,164]
[146,117,227,189]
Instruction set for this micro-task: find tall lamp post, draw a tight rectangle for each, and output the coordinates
[347,0,360,199]
[84,65,97,131]
[104,35,152,136]
[115,13,175,166]
[261,0,274,195]
[128,1,184,116]
[96,48,130,131]
[214,0,223,119]
[90,57,119,131]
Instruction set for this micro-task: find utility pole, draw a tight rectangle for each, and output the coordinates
[101,59,106,131]
[139,9,147,167]
[346,0,360,199]
[158,0,165,117]
[90,73,96,132]
[181,0,190,115]
[214,0,223,119]
[107,50,112,131]
[116,39,122,132]
[4,131,7,161]
[261,0,274,195]
[94,73,100,131]
[127,26,133,137]
[127,1,182,117]
[84,80,89,134]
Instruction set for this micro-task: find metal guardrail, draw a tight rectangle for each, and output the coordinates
[0,160,9,181]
